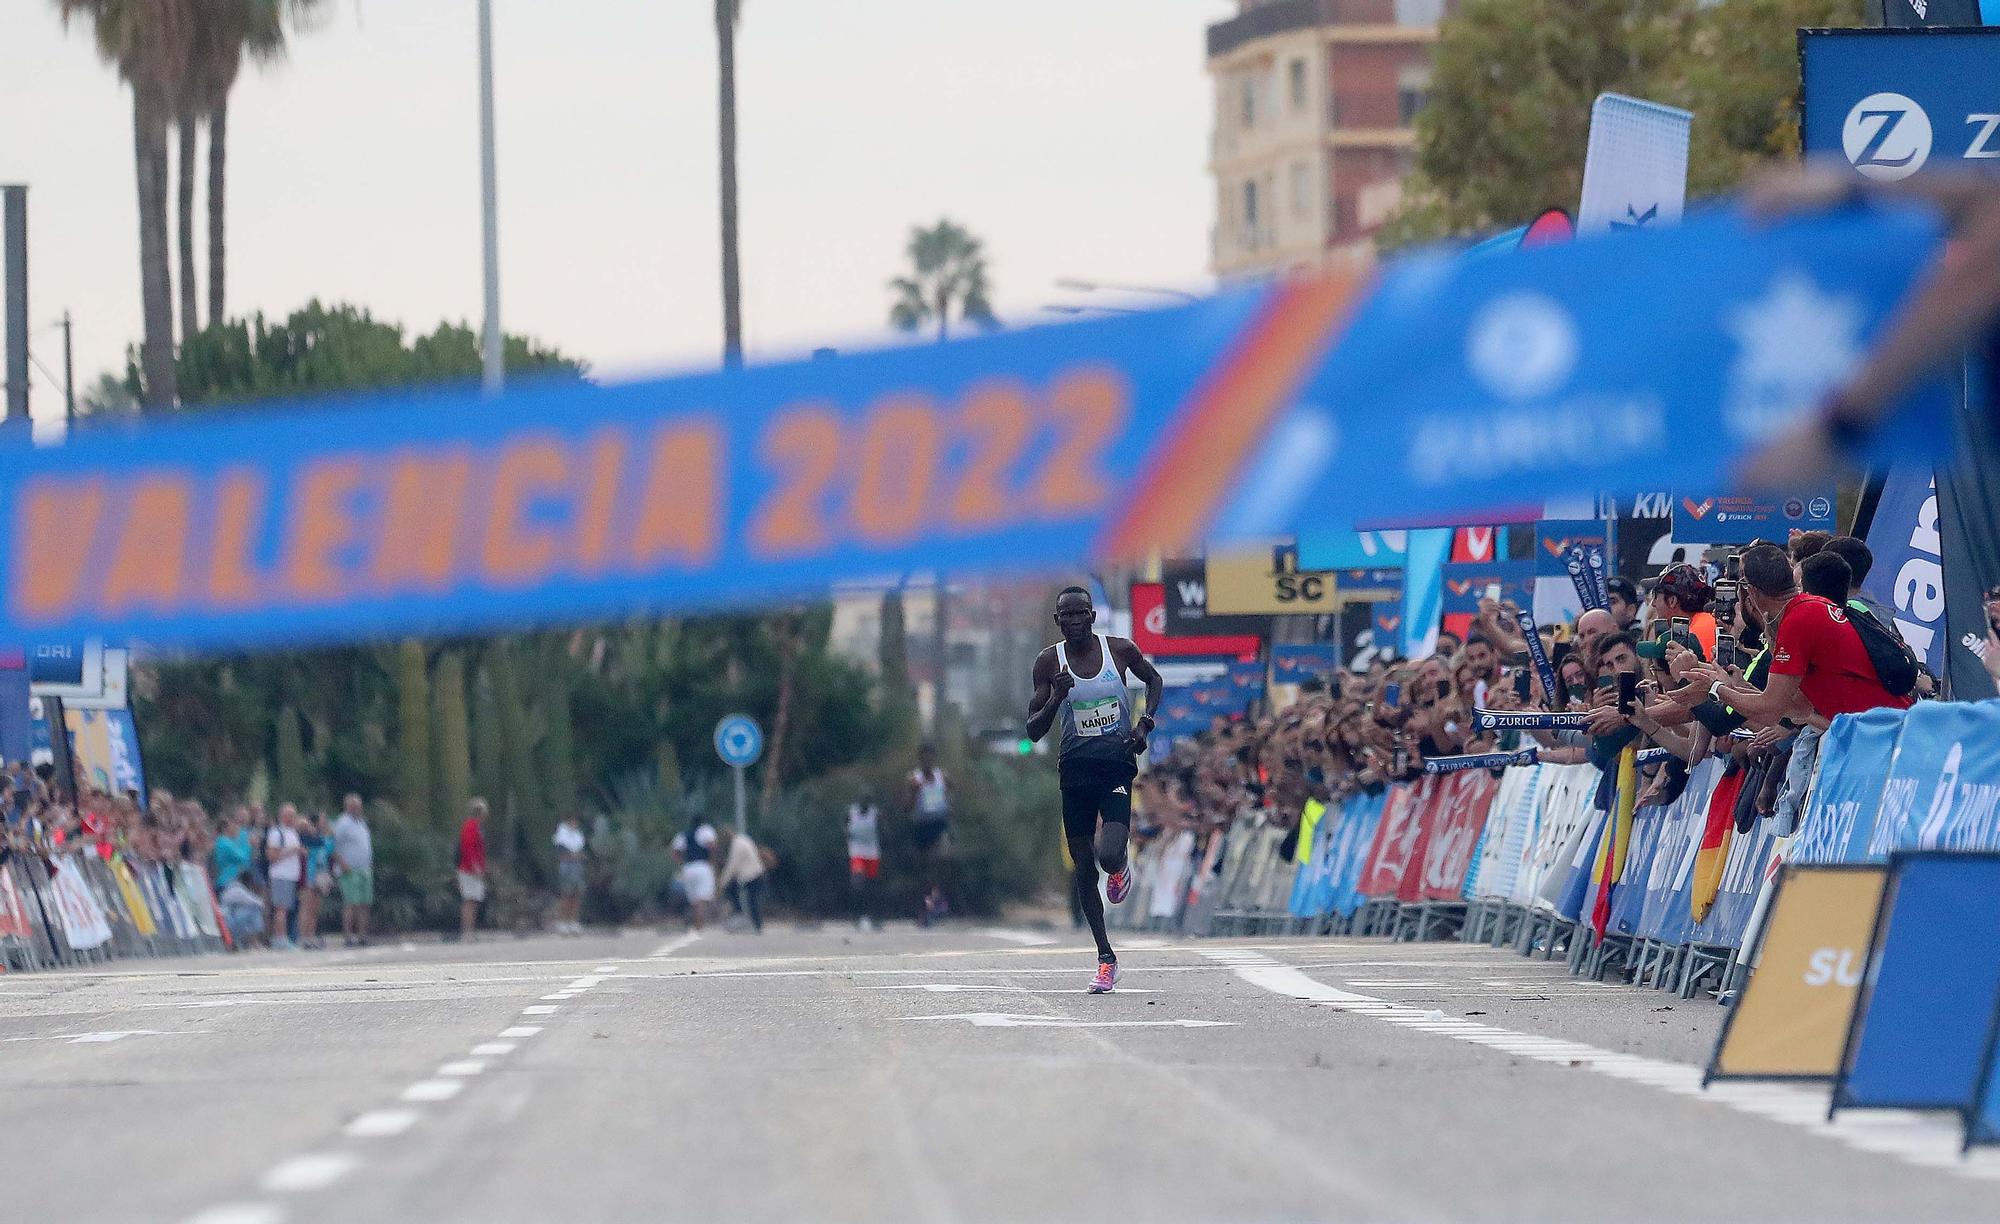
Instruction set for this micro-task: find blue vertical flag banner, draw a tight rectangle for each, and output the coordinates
[1834,853,2000,1116]
[1576,94,1691,237]
[1862,466,1948,677]
[0,206,1953,651]
[1401,529,1452,659]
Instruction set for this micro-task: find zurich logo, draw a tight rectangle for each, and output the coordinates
[1843,92,1932,182]
[1467,293,1578,401]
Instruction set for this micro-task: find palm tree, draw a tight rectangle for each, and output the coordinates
[716,0,744,367]
[57,0,194,409]
[888,219,998,343]
[189,1,299,330]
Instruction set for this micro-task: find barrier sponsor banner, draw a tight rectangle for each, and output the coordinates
[1605,798,1665,938]
[1707,864,1888,1083]
[1327,790,1389,918]
[1693,814,1781,949]
[47,856,113,951]
[0,207,1949,649]
[1868,699,2000,855]
[1671,490,1836,544]
[1418,770,1503,901]
[1272,644,1338,686]
[1638,757,1723,947]
[0,861,34,941]
[1791,708,1908,864]
[1835,853,2000,1115]
[1468,765,1542,903]
[1515,764,1600,909]
[1358,783,1427,900]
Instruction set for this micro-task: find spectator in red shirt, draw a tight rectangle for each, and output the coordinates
[457,798,488,941]
[1693,543,1912,725]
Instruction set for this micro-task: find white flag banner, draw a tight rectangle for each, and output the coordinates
[1576,93,1692,237]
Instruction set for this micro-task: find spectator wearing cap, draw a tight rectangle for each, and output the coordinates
[1648,563,1717,661]
[1692,543,1912,723]
[1605,576,1642,631]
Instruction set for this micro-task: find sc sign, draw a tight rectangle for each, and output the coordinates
[1804,30,2000,183]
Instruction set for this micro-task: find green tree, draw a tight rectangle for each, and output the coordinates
[432,650,473,841]
[471,665,507,824]
[395,640,432,827]
[878,586,916,744]
[536,656,580,875]
[1380,0,1866,250]
[485,640,544,868]
[888,219,998,341]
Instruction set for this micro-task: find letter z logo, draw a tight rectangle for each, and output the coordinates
[1843,93,1932,182]
[1966,114,2000,160]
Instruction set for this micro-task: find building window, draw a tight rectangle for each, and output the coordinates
[1241,75,1256,129]
[1290,161,1311,220]
[1395,0,1445,24]
[1397,65,1433,127]
[1243,179,1261,238]
[1288,59,1308,113]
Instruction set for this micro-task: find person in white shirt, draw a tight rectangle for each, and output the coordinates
[846,798,882,931]
[670,817,719,930]
[552,817,588,936]
[905,744,951,926]
[264,804,305,950]
[717,830,768,934]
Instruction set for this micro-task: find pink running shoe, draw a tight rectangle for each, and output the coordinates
[1088,961,1120,994]
[1106,865,1132,904]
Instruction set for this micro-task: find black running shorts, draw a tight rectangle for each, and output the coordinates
[1060,779,1132,843]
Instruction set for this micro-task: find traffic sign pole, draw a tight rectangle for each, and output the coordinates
[731,763,747,834]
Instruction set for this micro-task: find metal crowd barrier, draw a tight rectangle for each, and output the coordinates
[0,851,226,973]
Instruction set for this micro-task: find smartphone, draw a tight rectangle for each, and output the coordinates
[1595,674,1617,691]
[1671,616,1690,636]
[1617,672,1638,715]
[1512,649,1531,668]
[1382,682,1402,708]
[1435,679,1451,701]
[1513,669,1533,702]
[1484,583,1502,602]
[1653,620,1671,640]
[1566,683,1590,704]
[1715,631,1737,666]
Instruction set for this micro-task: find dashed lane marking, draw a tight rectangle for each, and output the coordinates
[500,1026,542,1038]
[437,1060,487,1077]
[260,1153,358,1194]
[400,1079,464,1103]
[902,1011,1236,1029]
[183,1204,283,1224]
[649,932,703,958]
[470,1041,517,1056]
[864,983,1162,995]
[976,928,1059,946]
[343,1109,419,1139]
[522,1005,559,1015]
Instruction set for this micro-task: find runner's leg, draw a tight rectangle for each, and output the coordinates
[1063,787,1114,963]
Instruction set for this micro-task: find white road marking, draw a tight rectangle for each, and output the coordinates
[568,976,605,989]
[437,1059,487,1076]
[182,1203,284,1224]
[522,1005,558,1015]
[903,1012,1235,1029]
[976,928,1058,946]
[470,1041,517,1056]
[1343,980,1446,988]
[500,1026,542,1038]
[260,1153,358,1193]
[540,993,576,1001]
[401,1079,464,1103]
[594,964,618,973]
[344,1109,420,1138]
[864,983,1161,995]
[1207,950,2000,1184]
[649,932,703,958]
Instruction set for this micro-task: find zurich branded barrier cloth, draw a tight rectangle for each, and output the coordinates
[0,206,1950,649]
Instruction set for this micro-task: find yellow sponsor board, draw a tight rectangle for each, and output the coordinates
[1203,541,1340,615]
[1707,864,1889,1082]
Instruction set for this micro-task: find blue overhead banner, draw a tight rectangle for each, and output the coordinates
[1670,491,1836,544]
[1835,853,2000,1115]
[0,205,1951,650]
[1296,530,1408,572]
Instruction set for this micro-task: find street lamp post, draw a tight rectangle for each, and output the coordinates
[477,0,503,398]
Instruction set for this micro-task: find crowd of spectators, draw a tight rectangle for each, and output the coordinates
[1133,532,1927,854]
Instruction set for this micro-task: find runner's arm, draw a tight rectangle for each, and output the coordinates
[1025,648,1066,743]
[1111,637,1164,732]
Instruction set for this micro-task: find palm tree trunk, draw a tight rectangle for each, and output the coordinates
[760,616,796,820]
[930,577,950,736]
[716,1,743,368]
[207,99,227,325]
[133,91,177,410]
[935,288,949,344]
[176,114,199,347]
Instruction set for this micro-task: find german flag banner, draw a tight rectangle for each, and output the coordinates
[0,204,1949,650]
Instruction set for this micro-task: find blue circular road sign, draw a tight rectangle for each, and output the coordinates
[714,714,764,769]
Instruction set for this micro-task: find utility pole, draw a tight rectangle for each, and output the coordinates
[477,0,503,397]
[61,311,74,427]
[3,185,26,424]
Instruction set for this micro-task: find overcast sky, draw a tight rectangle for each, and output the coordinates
[2,0,1234,422]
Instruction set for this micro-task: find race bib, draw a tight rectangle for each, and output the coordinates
[1073,696,1122,737]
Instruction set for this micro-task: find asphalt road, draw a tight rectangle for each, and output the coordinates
[4,923,1998,1223]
